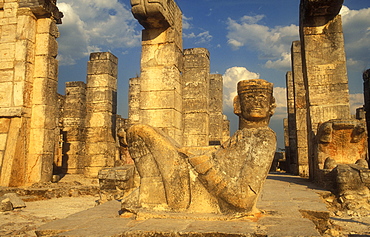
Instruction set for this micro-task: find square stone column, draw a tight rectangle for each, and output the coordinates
[0,0,62,186]
[131,0,183,145]
[62,81,86,174]
[85,52,118,177]
[291,41,309,177]
[183,48,210,147]
[209,74,224,146]
[300,0,350,179]
[285,71,297,174]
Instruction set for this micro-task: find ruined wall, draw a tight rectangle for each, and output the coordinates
[291,41,309,177]
[299,0,350,179]
[0,0,62,186]
[131,0,184,144]
[209,74,224,146]
[62,81,86,174]
[84,52,118,177]
[183,48,210,147]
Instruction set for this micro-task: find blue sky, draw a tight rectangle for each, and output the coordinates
[56,0,370,148]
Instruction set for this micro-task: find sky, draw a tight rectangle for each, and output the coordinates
[55,0,370,148]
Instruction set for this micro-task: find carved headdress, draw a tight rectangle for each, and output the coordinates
[237,79,273,95]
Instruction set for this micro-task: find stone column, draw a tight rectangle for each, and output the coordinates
[183,48,210,147]
[62,81,86,174]
[300,0,350,179]
[222,115,230,144]
[85,52,118,177]
[286,71,297,174]
[363,69,370,157]
[209,74,224,146]
[131,0,183,144]
[291,41,309,177]
[0,0,62,186]
[128,77,140,125]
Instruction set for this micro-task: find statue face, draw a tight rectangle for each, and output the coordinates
[239,90,271,121]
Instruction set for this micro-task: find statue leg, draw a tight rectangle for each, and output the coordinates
[127,124,191,211]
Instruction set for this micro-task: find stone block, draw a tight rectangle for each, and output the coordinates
[28,128,56,155]
[140,67,182,91]
[0,61,14,70]
[35,33,58,57]
[90,52,118,64]
[87,60,117,77]
[34,55,58,80]
[183,98,209,112]
[36,17,53,34]
[140,90,181,110]
[85,127,115,143]
[15,39,35,63]
[0,42,15,61]
[0,133,8,150]
[31,105,56,129]
[14,61,34,82]
[183,112,209,135]
[86,74,116,89]
[12,81,26,107]
[0,70,13,82]
[141,43,182,68]
[16,13,36,41]
[85,142,116,156]
[140,109,182,129]
[4,2,17,18]
[0,82,13,107]
[32,78,57,105]
[85,112,113,128]
[0,118,11,133]
[1,23,16,42]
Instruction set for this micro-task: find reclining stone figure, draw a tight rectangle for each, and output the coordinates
[122,79,277,216]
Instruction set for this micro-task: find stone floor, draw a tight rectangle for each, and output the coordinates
[1,173,370,236]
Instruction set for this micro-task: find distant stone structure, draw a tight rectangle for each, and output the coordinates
[291,41,309,177]
[122,79,276,217]
[62,81,87,174]
[84,52,118,177]
[285,71,297,174]
[0,0,62,186]
[183,48,210,147]
[209,74,224,145]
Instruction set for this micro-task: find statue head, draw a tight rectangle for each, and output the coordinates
[234,79,276,129]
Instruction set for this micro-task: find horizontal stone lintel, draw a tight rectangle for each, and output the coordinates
[19,0,63,24]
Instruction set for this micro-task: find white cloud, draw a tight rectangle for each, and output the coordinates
[226,6,370,72]
[349,93,364,115]
[222,67,260,112]
[182,15,213,45]
[273,87,287,120]
[57,0,141,65]
[340,5,370,71]
[226,15,298,71]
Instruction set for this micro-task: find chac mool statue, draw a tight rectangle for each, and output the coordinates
[122,79,277,217]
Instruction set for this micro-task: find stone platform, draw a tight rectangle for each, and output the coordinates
[35,173,329,236]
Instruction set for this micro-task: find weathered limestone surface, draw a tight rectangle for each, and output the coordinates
[299,0,350,180]
[291,40,309,177]
[183,48,210,147]
[131,0,183,144]
[315,119,367,170]
[85,52,118,177]
[62,81,86,174]
[122,79,276,217]
[128,77,140,126]
[0,0,62,186]
[209,74,224,146]
[285,71,297,174]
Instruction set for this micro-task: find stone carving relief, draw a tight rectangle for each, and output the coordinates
[121,79,277,218]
